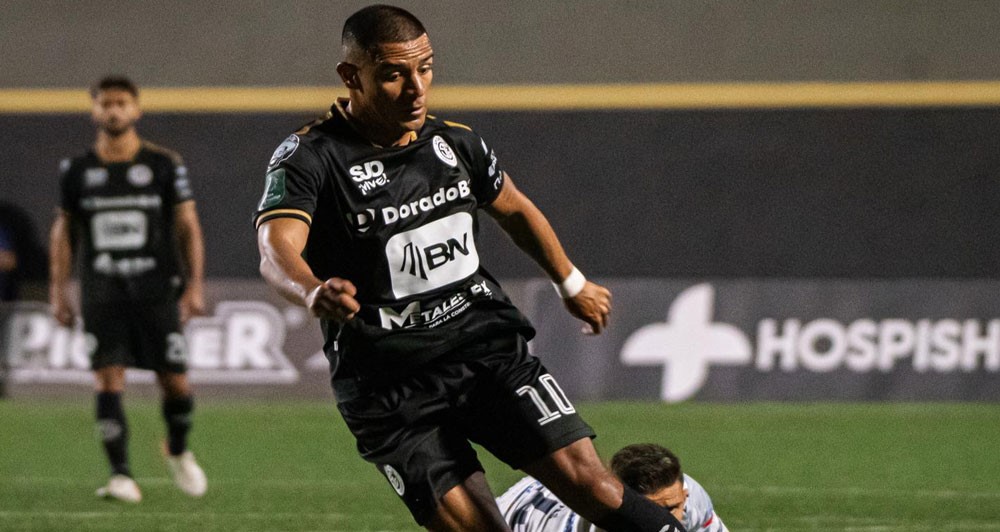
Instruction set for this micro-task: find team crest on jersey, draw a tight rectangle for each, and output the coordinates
[432,135,458,167]
[269,135,300,169]
[84,167,108,187]
[383,465,405,496]
[127,164,153,187]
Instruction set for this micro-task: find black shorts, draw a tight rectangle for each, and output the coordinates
[335,333,595,525]
[83,299,187,373]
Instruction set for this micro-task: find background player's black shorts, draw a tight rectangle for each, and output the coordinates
[83,299,187,373]
[335,333,595,525]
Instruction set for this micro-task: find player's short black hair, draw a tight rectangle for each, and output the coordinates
[342,4,427,60]
[90,76,139,99]
[610,443,684,495]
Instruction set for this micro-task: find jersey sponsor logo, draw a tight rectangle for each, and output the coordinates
[91,210,148,251]
[93,252,157,276]
[349,160,391,195]
[127,164,154,187]
[621,282,1000,402]
[481,139,499,177]
[258,168,287,210]
[378,280,491,329]
[383,465,405,496]
[84,167,108,187]
[174,166,193,198]
[346,208,376,233]
[81,195,162,210]
[400,233,470,280]
[3,301,299,385]
[380,180,471,225]
[432,135,458,167]
[385,213,479,298]
[268,134,300,168]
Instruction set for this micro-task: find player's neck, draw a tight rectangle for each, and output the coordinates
[344,101,415,148]
[94,129,142,163]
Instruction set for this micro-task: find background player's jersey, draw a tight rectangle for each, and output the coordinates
[254,100,534,380]
[59,142,193,305]
[496,474,728,532]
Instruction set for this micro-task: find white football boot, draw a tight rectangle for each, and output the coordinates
[95,474,142,503]
[166,450,207,497]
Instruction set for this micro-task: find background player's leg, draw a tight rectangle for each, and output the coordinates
[94,365,129,477]
[157,371,206,497]
[92,365,141,502]
[426,471,510,532]
[157,371,192,455]
[522,438,685,532]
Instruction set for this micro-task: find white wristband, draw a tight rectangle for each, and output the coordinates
[552,267,586,299]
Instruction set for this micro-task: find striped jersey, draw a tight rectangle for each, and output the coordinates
[496,474,728,532]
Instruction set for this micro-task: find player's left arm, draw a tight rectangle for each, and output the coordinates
[174,200,206,323]
[484,173,611,333]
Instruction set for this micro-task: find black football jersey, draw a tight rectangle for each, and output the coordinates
[254,100,535,379]
[59,142,194,305]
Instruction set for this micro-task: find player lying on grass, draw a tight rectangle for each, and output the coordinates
[497,444,728,532]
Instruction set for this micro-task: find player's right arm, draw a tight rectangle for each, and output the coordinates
[256,217,359,322]
[255,134,360,322]
[50,159,79,327]
[48,209,75,327]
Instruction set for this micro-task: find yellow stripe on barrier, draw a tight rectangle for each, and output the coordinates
[3,82,1000,113]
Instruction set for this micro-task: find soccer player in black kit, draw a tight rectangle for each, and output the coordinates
[49,77,207,503]
[255,5,686,532]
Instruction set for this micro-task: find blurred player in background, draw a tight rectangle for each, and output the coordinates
[498,444,728,532]
[0,215,16,398]
[256,5,686,531]
[49,76,207,503]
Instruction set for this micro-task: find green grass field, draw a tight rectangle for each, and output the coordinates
[1,399,999,531]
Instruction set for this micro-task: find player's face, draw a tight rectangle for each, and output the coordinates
[91,89,141,137]
[346,34,434,141]
[646,480,688,523]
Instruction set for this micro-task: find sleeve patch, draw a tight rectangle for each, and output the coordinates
[268,134,300,169]
[258,168,287,210]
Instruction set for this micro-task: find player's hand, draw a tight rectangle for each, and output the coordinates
[306,277,360,322]
[562,281,611,334]
[49,292,76,328]
[179,283,207,324]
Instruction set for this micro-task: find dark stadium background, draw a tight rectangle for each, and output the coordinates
[2,3,999,529]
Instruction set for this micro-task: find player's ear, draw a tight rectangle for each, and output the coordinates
[337,62,361,89]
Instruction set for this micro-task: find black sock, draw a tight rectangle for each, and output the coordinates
[593,484,687,532]
[162,396,194,456]
[95,392,130,477]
